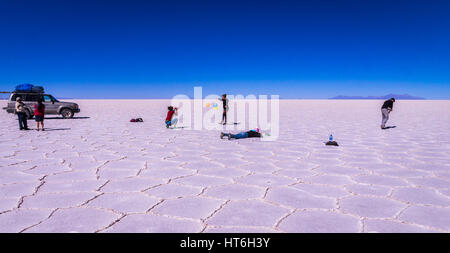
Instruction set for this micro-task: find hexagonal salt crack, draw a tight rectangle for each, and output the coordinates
[204,226,280,233]
[304,175,355,186]
[181,161,224,170]
[292,183,350,198]
[0,209,53,233]
[103,214,203,233]
[90,153,122,163]
[66,160,103,171]
[272,161,315,170]
[144,183,203,199]
[207,200,290,227]
[98,169,138,180]
[238,163,279,174]
[339,196,406,219]
[0,197,20,212]
[20,192,100,209]
[39,179,107,193]
[235,174,296,187]
[24,207,120,233]
[266,186,336,209]
[173,175,233,187]
[139,167,195,179]
[197,167,249,178]
[364,219,437,233]
[345,184,392,197]
[87,192,160,213]
[147,160,184,170]
[101,177,165,192]
[204,184,266,200]
[152,196,225,219]
[352,175,410,187]
[392,187,450,207]
[0,183,39,198]
[407,177,450,189]
[46,170,98,182]
[315,165,363,175]
[22,164,71,176]
[275,169,316,179]
[102,160,145,170]
[399,206,450,231]
[278,210,361,233]
[376,169,431,178]
[0,172,41,185]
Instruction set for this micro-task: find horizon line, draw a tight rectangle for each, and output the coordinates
[2,98,447,101]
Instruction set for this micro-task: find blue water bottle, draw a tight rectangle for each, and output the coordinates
[329,134,333,142]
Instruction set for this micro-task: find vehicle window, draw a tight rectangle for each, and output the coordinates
[25,94,40,102]
[43,95,52,102]
[50,95,59,102]
[11,94,23,101]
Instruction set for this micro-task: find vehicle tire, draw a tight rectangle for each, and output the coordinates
[25,109,34,119]
[61,108,74,118]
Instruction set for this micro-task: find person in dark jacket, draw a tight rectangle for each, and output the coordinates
[220,128,262,140]
[218,94,229,125]
[381,98,395,129]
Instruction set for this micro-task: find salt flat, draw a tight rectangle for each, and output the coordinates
[1,99,450,233]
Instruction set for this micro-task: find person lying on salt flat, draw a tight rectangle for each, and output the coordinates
[220,128,263,140]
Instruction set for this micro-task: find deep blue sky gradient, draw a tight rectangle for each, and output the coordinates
[1,0,449,98]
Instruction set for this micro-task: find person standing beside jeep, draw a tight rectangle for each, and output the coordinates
[15,97,29,130]
[34,99,45,131]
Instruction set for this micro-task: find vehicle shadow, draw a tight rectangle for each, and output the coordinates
[42,128,71,131]
[44,117,90,120]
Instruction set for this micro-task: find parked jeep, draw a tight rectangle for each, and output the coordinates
[3,93,80,119]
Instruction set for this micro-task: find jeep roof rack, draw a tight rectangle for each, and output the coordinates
[5,91,45,94]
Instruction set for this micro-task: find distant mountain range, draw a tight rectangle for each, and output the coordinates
[329,94,425,100]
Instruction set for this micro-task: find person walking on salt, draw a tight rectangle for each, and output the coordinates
[381,98,395,129]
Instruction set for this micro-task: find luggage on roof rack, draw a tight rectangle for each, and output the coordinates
[14,84,44,93]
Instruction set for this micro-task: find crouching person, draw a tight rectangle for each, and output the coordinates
[165,106,178,128]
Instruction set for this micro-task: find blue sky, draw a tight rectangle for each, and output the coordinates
[0,0,449,99]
